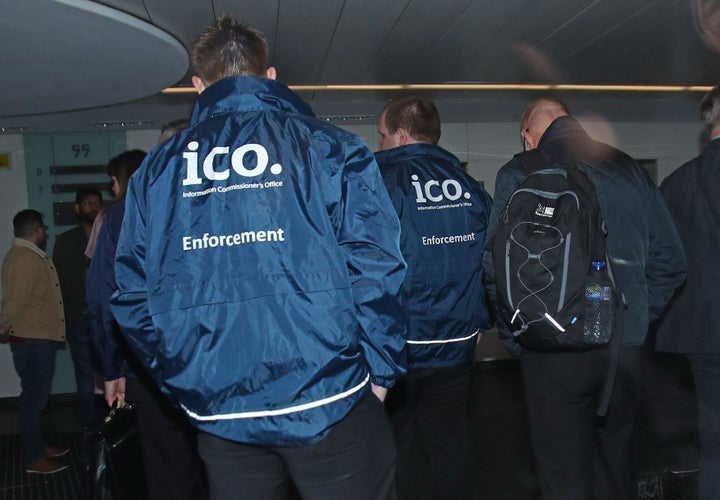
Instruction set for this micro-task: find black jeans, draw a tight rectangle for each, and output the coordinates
[520,346,641,500]
[197,392,396,500]
[387,364,473,500]
[66,316,98,428]
[126,375,202,500]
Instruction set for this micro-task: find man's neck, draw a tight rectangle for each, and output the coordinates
[79,221,93,234]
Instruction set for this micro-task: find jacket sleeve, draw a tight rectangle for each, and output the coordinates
[329,138,408,388]
[86,210,127,381]
[645,180,687,321]
[109,177,164,388]
[0,250,41,327]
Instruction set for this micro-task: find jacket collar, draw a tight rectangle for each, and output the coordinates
[375,143,458,165]
[699,136,720,160]
[12,237,47,259]
[538,115,590,147]
[708,136,720,148]
[190,76,315,125]
[536,115,605,163]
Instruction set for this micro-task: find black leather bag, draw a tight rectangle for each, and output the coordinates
[89,403,146,500]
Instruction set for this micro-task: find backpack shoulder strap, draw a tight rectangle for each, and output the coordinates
[513,149,548,175]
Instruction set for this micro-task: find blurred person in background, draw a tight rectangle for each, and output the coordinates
[656,85,720,499]
[87,149,204,500]
[53,187,103,429]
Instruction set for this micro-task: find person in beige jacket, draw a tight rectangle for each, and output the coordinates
[0,209,68,474]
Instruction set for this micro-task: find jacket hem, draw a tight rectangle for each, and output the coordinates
[181,373,369,421]
[406,329,480,345]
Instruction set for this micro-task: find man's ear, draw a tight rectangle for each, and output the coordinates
[191,76,206,94]
[397,127,412,146]
[265,66,277,80]
[73,203,80,215]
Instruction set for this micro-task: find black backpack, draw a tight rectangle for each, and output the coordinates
[491,149,618,352]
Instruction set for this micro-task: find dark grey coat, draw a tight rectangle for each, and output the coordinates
[656,139,720,353]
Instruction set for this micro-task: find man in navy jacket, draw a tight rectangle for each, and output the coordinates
[376,95,493,499]
[110,15,407,500]
[486,98,686,500]
[656,85,720,499]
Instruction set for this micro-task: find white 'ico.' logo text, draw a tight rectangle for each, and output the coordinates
[411,174,471,203]
[182,141,283,186]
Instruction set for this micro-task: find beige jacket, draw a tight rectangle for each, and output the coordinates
[0,238,65,341]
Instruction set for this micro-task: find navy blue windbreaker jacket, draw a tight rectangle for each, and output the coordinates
[376,144,493,370]
[110,77,408,447]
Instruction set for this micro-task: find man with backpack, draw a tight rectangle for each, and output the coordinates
[485,98,686,499]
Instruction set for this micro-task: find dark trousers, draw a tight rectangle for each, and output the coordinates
[688,353,720,500]
[520,347,641,500]
[10,338,58,465]
[197,393,396,500]
[387,364,473,500]
[66,316,98,427]
[126,375,202,500]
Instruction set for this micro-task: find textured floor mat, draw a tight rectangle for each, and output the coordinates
[0,432,86,500]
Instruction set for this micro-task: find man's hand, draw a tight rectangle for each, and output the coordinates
[371,383,388,402]
[0,324,10,336]
[104,377,127,407]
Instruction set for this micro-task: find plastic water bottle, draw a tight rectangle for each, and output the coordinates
[583,261,613,344]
